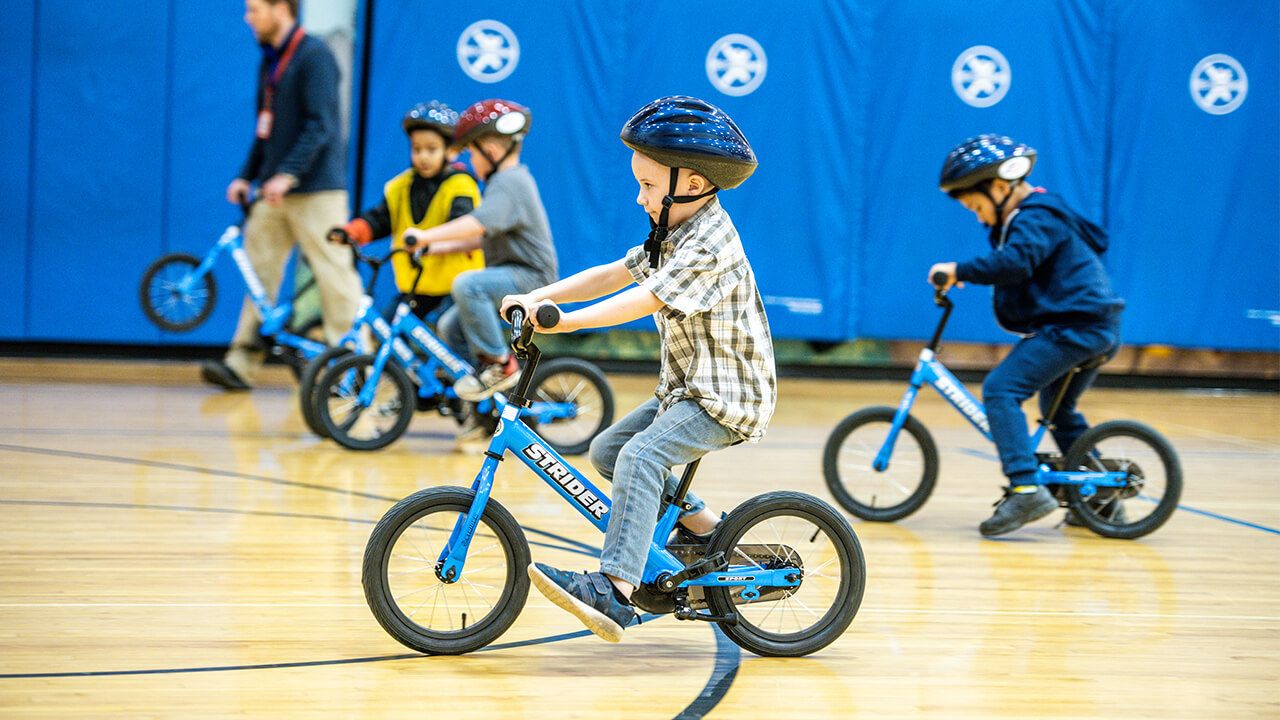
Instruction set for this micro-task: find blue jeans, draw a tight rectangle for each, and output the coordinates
[438,266,538,362]
[589,398,739,586]
[982,320,1121,483]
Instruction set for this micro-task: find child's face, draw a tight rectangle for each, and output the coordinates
[409,129,448,178]
[954,179,1011,227]
[467,137,513,180]
[630,151,709,225]
[955,191,996,226]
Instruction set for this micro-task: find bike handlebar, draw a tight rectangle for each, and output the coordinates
[931,271,950,288]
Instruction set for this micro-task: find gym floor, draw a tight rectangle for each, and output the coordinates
[1,359,1276,719]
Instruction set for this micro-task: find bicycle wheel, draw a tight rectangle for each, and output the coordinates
[140,253,216,332]
[1063,420,1183,539]
[822,406,938,521]
[704,491,865,657]
[298,345,353,438]
[316,353,416,451]
[363,487,531,655]
[526,358,615,456]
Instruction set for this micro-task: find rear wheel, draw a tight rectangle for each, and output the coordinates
[1063,421,1182,539]
[140,253,216,332]
[822,407,938,521]
[704,491,865,657]
[526,358,614,456]
[316,354,416,451]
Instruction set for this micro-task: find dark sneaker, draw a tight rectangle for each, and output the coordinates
[454,355,520,401]
[1065,498,1128,527]
[527,563,635,642]
[980,485,1059,537]
[200,360,251,391]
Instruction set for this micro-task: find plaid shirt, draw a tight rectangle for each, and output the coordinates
[624,198,777,442]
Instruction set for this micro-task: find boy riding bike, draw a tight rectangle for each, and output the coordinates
[929,134,1125,536]
[327,100,483,319]
[502,96,776,641]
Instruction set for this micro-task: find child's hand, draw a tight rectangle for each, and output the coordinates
[927,262,963,290]
[500,294,534,322]
[402,229,427,256]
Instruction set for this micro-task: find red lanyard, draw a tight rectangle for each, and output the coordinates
[262,27,306,113]
[256,28,306,139]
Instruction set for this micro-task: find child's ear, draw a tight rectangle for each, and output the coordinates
[687,171,708,195]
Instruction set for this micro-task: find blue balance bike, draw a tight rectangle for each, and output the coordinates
[139,205,327,373]
[296,241,437,440]
[822,275,1182,539]
[312,253,613,455]
[361,307,866,656]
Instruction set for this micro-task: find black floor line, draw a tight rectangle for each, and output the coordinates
[0,442,603,556]
[0,499,597,558]
[674,624,742,719]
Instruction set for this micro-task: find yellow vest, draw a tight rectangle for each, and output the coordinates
[386,169,484,295]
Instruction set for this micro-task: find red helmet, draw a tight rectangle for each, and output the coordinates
[454,99,532,147]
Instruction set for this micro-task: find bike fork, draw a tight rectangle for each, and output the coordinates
[437,457,500,582]
[875,377,924,472]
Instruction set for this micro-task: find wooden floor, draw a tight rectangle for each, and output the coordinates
[0,358,1277,719]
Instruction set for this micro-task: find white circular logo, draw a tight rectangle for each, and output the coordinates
[457,20,520,83]
[952,45,1011,108]
[998,156,1032,180]
[706,34,767,97]
[1190,53,1248,115]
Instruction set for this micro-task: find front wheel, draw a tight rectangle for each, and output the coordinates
[526,358,615,456]
[823,406,938,521]
[140,253,216,332]
[298,345,354,438]
[316,353,416,451]
[363,487,531,655]
[1062,420,1182,539]
[704,491,866,657]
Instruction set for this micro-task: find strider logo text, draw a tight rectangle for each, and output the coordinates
[523,444,609,520]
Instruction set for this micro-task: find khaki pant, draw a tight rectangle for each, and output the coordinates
[225,191,361,380]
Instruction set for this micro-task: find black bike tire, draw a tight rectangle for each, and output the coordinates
[1063,420,1183,540]
[362,486,531,655]
[298,345,354,438]
[704,491,865,657]
[316,353,416,451]
[822,406,939,521]
[526,357,615,456]
[140,253,217,332]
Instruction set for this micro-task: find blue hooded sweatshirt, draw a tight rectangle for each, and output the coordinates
[955,190,1124,335]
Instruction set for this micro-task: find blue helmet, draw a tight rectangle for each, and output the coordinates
[403,100,459,139]
[620,96,757,189]
[939,134,1037,193]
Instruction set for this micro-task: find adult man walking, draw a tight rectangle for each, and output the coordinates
[202,0,361,390]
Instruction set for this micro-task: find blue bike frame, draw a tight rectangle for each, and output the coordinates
[881,348,1128,495]
[356,303,578,424]
[183,224,326,358]
[435,403,800,596]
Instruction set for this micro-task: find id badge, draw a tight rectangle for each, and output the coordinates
[255,109,274,139]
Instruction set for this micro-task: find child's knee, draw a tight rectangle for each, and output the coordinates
[450,270,484,301]
[588,432,615,475]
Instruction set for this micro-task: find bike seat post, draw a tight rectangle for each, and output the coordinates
[668,459,701,513]
[1040,366,1081,428]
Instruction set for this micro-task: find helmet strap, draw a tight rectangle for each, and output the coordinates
[644,166,718,269]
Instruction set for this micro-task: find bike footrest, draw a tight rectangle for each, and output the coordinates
[674,606,738,625]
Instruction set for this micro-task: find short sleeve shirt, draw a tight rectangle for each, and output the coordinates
[623,198,776,442]
[468,164,559,287]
